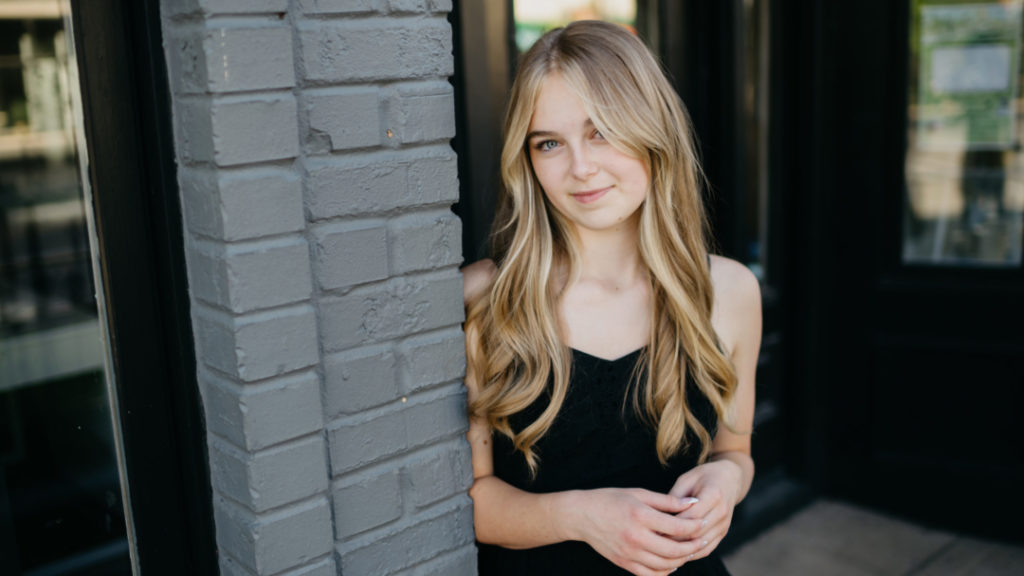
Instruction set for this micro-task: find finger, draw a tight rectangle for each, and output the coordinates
[631,489,700,514]
[675,489,722,520]
[684,532,724,563]
[633,528,697,562]
[642,509,704,540]
[622,560,678,576]
[678,505,730,544]
[636,548,685,572]
[668,474,699,499]
[684,518,731,558]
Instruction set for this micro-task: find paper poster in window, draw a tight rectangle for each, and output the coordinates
[916,1,1023,150]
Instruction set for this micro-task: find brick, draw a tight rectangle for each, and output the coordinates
[188,237,312,313]
[181,167,305,241]
[202,371,324,451]
[318,271,463,352]
[299,19,453,83]
[306,155,405,219]
[337,501,474,576]
[298,0,380,14]
[195,0,290,14]
[393,545,476,576]
[165,0,290,17]
[306,88,381,152]
[279,558,338,576]
[384,82,455,146]
[328,389,467,474]
[218,555,256,576]
[165,26,208,95]
[398,328,464,393]
[386,0,429,13]
[187,242,229,309]
[222,556,336,576]
[405,441,472,509]
[311,220,388,290]
[181,169,224,237]
[388,210,461,274]
[406,151,459,204]
[332,468,402,539]
[176,97,215,164]
[204,26,295,93]
[324,344,399,418]
[215,497,333,575]
[306,148,458,220]
[211,435,328,513]
[211,95,299,166]
[195,304,319,381]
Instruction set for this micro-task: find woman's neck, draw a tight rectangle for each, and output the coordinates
[572,219,644,288]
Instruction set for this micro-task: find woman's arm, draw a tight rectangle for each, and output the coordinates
[668,256,761,560]
[461,259,707,576]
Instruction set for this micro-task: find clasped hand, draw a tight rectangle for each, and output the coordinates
[574,461,741,576]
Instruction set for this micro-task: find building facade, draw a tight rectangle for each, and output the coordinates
[2,1,1022,575]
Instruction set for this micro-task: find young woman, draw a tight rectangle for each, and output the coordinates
[462,20,761,576]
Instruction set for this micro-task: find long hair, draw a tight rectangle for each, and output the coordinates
[465,20,738,474]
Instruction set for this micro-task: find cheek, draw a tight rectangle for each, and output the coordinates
[622,161,650,199]
[529,157,562,193]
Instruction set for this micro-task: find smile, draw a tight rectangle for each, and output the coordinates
[570,187,611,204]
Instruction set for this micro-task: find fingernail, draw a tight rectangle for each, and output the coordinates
[701,540,709,548]
[681,497,699,505]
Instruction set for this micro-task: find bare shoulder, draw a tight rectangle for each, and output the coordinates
[462,258,497,304]
[709,255,760,308]
[708,255,762,351]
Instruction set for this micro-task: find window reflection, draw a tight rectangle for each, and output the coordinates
[513,0,638,53]
[0,4,131,575]
[905,0,1024,266]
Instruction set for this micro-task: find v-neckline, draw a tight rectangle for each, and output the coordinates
[569,346,646,363]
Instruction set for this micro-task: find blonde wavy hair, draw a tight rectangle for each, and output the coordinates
[465,20,738,474]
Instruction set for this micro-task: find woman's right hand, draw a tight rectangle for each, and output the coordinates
[569,488,704,576]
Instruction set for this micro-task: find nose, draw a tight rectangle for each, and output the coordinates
[570,144,598,180]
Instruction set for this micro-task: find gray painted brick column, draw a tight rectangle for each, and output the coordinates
[160,1,474,574]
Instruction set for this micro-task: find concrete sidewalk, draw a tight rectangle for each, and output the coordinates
[723,500,1024,576]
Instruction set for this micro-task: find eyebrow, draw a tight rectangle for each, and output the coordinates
[525,130,556,142]
[525,119,595,142]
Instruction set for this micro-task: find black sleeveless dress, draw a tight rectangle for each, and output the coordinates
[477,347,732,575]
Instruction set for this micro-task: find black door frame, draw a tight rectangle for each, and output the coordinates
[678,0,815,547]
[71,0,217,573]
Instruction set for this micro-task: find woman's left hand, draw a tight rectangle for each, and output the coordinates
[665,458,746,563]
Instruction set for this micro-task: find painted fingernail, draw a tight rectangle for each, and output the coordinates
[681,497,699,505]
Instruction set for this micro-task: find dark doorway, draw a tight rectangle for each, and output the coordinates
[791,0,1024,540]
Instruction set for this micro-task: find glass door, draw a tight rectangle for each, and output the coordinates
[0,2,131,574]
[904,0,1024,266]
[795,0,1024,538]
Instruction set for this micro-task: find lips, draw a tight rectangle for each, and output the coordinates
[571,186,610,204]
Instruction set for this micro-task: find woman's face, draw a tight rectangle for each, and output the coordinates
[526,73,649,237]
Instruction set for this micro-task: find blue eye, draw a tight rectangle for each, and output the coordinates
[593,129,605,140]
[534,140,558,151]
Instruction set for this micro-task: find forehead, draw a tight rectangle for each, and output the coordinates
[528,73,590,132]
